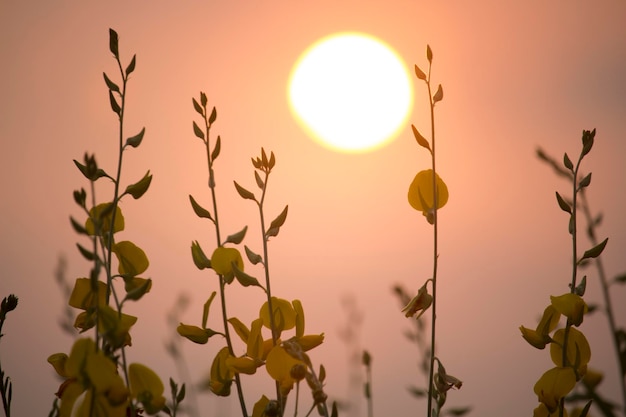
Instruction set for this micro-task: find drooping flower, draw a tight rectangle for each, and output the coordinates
[520,305,561,349]
[408,169,449,223]
[401,282,432,320]
[128,363,166,415]
[266,345,307,396]
[549,327,590,376]
[85,203,125,236]
[47,338,129,417]
[550,293,588,327]
[210,247,244,283]
[534,367,577,413]
[260,297,297,336]
[208,346,234,396]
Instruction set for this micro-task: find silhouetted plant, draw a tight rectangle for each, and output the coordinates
[177,93,334,417]
[403,45,463,417]
[521,129,607,417]
[46,29,181,417]
[1,294,18,417]
[537,142,626,417]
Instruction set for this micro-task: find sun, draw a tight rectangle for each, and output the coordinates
[288,32,413,153]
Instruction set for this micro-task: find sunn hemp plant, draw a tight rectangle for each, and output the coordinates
[520,129,611,417]
[37,27,626,417]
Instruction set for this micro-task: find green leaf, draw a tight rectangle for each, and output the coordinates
[211,135,221,161]
[244,245,263,265]
[192,98,204,116]
[414,64,427,81]
[125,54,136,76]
[412,124,431,152]
[73,188,86,207]
[73,158,108,181]
[124,170,152,199]
[189,195,213,221]
[563,152,573,171]
[192,121,205,140]
[224,226,248,245]
[574,276,586,296]
[109,90,121,115]
[580,237,609,261]
[432,84,443,104]
[232,262,262,288]
[70,216,88,235]
[124,278,152,301]
[208,106,217,125]
[234,181,256,201]
[126,127,146,148]
[266,205,288,238]
[109,28,119,59]
[555,191,572,214]
[577,400,592,417]
[103,72,120,92]
[113,241,149,276]
[578,172,592,190]
[176,383,186,403]
[254,170,264,189]
[202,291,216,329]
[76,243,95,261]
[191,241,211,269]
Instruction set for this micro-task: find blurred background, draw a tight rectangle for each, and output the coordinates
[1,2,625,416]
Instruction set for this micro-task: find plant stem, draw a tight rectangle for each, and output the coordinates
[425,58,439,417]
[202,110,248,417]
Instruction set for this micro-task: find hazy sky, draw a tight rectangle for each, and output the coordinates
[2,2,626,417]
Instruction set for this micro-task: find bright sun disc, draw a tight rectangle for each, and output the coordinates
[288,33,413,153]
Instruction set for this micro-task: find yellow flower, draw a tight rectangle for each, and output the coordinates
[129,363,166,415]
[408,169,449,223]
[550,293,588,327]
[209,346,234,396]
[550,327,590,376]
[211,247,244,283]
[534,367,577,412]
[85,203,125,236]
[260,297,297,335]
[47,338,128,417]
[520,305,561,349]
[533,402,568,417]
[401,282,432,320]
[266,345,306,396]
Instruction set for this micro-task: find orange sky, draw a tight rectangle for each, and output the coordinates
[2,2,626,416]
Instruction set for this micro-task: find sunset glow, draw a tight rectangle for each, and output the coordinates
[288,33,413,153]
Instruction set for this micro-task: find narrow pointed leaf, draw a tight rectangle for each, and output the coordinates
[176,383,186,403]
[234,181,256,201]
[200,92,207,106]
[578,172,592,190]
[125,54,136,76]
[109,28,119,58]
[126,127,146,148]
[70,216,88,235]
[232,262,262,288]
[192,98,204,116]
[581,129,595,157]
[266,205,288,238]
[426,45,433,62]
[124,171,152,199]
[202,291,217,329]
[555,192,572,214]
[109,90,121,115]
[433,84,443,103]
[577,400,592,417]
[124,278,152,301]
[103,72,120,92]
[193,121,205,140]
[224,225,248,245]
[254,170,264,189]
[244,245,263,265]
[208,106,217,124]
[614,273,626,284]
[191,241,211,269]
[76,243,95,261]
[268,151,275,170]
[211,135,221,161]
[563,153,573,171]
[412,125,431,152]
[189,195,213,220]
[581,237,608,261]
[414,64,427,81]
